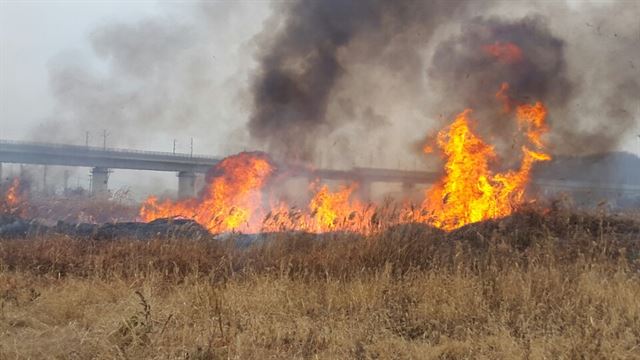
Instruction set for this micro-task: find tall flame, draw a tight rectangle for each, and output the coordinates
[140,152,273,233]
[419,84,550,230]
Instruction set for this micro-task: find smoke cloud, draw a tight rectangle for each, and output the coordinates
[35,0,639,167]
[248,0,639,162]
[37,2,269,155]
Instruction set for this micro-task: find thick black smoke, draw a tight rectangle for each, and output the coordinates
[428,15,571,155]
[429,10,639,156]
[249,0,639,161]
[248,0,478,161]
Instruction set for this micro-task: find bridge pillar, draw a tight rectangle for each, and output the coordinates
[91,167,110,198]
[402,182,415,192]
[402,182,416,191]
[357,181,372,202]
[178,171,196,199]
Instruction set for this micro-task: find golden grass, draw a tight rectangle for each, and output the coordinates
[1,209,639,359]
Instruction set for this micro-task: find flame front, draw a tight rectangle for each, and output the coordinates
[140,152,273,233]
[262,183,373,234]
[139,83,550,234]
[308,183,370,233]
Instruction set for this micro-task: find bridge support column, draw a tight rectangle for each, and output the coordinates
[402,182,415,192]
[91,167,110,198]
[402,182,416,196]
[357,181,372,202]
[178,171,196,199]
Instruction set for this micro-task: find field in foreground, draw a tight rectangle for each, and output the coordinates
[1,209,640,359]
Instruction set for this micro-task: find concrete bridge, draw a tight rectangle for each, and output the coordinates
[2,139,639,203]
[0,140,221,198]
[0,139,441,199]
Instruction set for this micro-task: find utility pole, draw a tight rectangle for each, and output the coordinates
[43,165,47,195]
[63,170,69,193]
[102,129,108,150]
[173,139,176,155]
[190,137,194,158]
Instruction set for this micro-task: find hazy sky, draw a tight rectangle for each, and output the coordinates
[0,0,271,153]
[1,0,157,138]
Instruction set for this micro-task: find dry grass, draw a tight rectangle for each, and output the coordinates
[1,209,639,359]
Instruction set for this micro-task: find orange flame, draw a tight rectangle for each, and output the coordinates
[308,183,368,233]
[418,85,550,231]
[139,152,274,233]
[2,178,27,216]
[138,85,549,234]
[261,183,373,234]
[6,178,20,207]
[483,41,523,64]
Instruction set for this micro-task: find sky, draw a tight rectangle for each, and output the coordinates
[0,0,159,139]
[0,0,639,198]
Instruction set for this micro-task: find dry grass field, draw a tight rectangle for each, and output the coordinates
[1,209,639,359]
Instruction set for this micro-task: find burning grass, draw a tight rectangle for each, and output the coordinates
[1,208,639,358]
[137,83,553,235]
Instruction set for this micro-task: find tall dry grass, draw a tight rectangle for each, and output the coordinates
[1,209,639,359]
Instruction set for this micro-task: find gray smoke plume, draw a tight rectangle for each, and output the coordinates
[37,2,269,155]
[248,0,639,162]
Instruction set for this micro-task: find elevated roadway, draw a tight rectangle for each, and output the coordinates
[2,139,639,201]
[0,140,221,173]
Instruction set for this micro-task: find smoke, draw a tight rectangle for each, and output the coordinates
[427,15,572,158]
[248,0,639,162]
[38,2,269,155]
[550,0,640,154]
[35,0,639,167]
[247,0,479,161]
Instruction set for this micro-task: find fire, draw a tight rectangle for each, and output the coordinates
[138,85,549,234]
[140,152,274,233]
[1,178,26,216]
[261,183,373,234]
[483,41,523,64]
[308,183,368,233]
[6,178,20,207]
[419,85,550,231]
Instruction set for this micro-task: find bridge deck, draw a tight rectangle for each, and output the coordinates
[1,139,639,194]
[0,139,221,173]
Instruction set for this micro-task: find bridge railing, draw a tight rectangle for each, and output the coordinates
[0,139,220,161]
